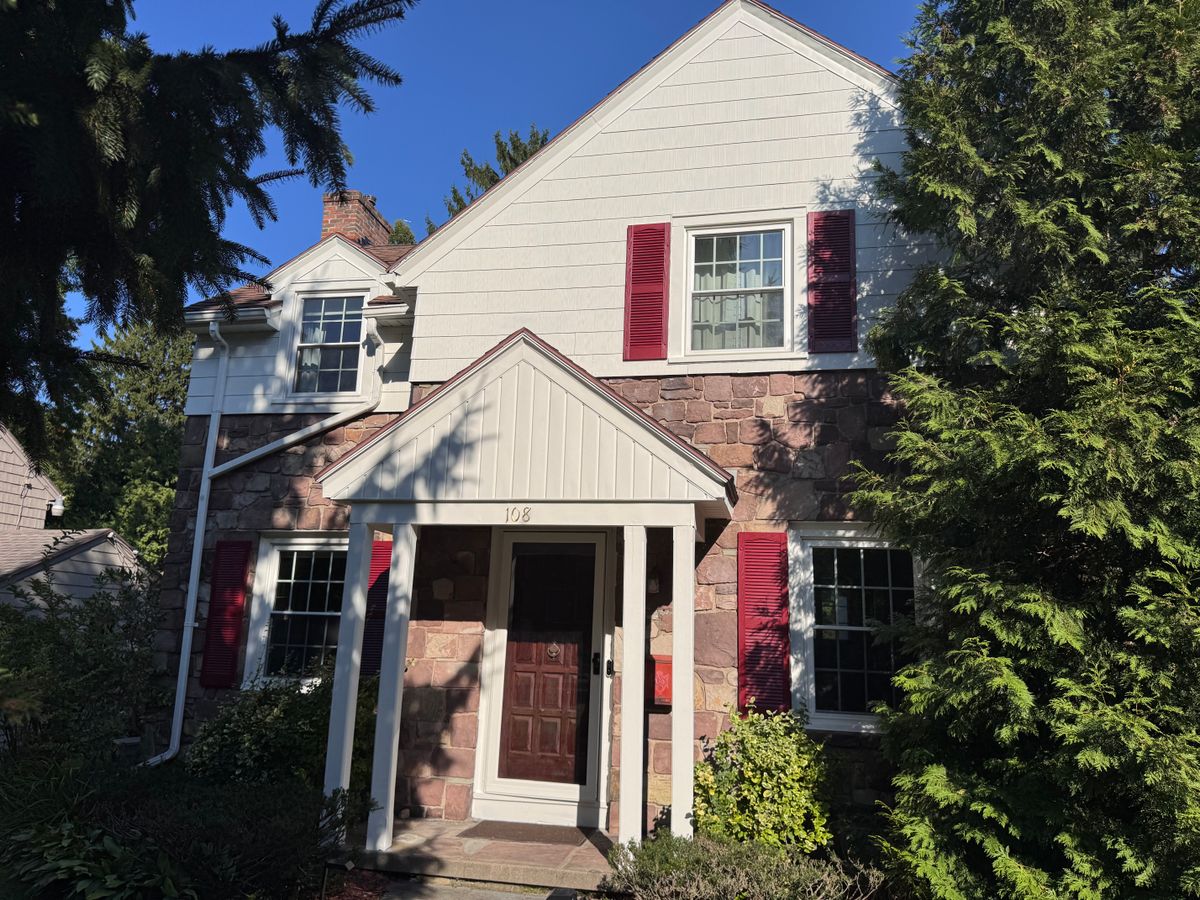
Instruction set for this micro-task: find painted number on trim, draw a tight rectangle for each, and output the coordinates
[506,506,531,523]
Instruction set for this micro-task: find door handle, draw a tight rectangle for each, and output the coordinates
[592,652,601,675]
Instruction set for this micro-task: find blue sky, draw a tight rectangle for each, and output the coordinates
[70,0,918,346]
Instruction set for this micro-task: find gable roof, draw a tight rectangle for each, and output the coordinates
[184,234,415,315]
[385,0,897,285]
[317,329,736,509]
[0,528,134,583]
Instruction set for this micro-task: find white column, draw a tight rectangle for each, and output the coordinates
[323,518,373,798]
[619,525,647,845]
[670,523,696,837]
[366,524,418,850]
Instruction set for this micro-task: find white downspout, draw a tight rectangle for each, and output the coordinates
[148,318,385,766]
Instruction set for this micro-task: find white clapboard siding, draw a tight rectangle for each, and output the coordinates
[183,240,399,415]
[320,334,729,505]
[0,536,140,608]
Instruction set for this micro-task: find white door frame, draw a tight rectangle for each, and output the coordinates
[472,528,616,826]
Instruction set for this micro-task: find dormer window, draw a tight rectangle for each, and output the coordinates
[294,296,364,393]
[689,226,788,352]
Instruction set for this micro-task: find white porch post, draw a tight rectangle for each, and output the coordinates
[619,525,647,845]
[670,523,696,837]
[323,518,373,798]
[366,523,418,850]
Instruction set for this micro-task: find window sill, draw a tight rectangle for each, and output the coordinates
[270,393,370,412]
[670,348,809,365]
[804,711,881,734]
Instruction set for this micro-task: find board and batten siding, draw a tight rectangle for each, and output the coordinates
[403,19,932,384]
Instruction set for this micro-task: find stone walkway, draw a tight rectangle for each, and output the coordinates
[362,819,612,893]
[384,879,580,899]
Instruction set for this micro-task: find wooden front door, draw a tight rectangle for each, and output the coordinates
[498,543,596,784]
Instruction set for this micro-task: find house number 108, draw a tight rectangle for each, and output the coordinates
[506,506,531,523]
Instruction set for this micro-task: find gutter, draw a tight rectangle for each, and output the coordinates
[147,318,385,766]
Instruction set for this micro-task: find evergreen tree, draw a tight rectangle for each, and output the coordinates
[47,324,192,569]
[858,1,1200,897]
[388,218,416,244]
[0,0,415,459]
[426,123,549,233]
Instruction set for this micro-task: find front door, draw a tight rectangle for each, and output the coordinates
[498,543,595,783]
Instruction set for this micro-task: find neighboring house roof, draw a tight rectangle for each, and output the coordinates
[184,236,416,314]
[317,329,737,511]
[0,425,62,530]
[0,529,134,584]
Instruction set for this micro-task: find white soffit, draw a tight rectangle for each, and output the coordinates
[318,331,734,505]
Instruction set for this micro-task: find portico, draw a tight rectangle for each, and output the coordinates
[314,331,734,850]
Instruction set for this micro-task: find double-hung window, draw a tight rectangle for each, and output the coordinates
[244,540,348,681]
[294,296,363,394]
[793,526,915,730]
[689,226,788,353]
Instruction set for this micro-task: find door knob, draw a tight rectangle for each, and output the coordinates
[591,652,601,675]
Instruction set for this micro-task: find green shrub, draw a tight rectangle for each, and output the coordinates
[0,563,165,756]
[0,756,347,900]
[693,705,831,850]
[602,832,885,900]
[186,671,378,800]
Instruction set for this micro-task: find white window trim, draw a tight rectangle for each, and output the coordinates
[668,208,810,364]
[275,287,372,408]
[788,521,912,733]
[243,532,349,688]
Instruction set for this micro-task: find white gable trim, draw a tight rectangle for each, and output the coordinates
[387,0,897,287]
[317,331,733,507]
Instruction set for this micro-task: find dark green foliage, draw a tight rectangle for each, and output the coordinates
[693,706,831,850]
[426,123,549,232]
[0,0,415,458]
[186,671,378,803]
[388,218,416,244]
[858,0,1200,896]
[0,757,348,900]
[601,832,885,900]
[46,323,192,568]
[0,564,165,754]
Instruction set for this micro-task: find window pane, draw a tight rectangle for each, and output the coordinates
[813,548,835,585]
[762,230,783,259]
[813,630,837,668]
[836,588,863,626]
[839,672,867,712]
[762,259,783,288]
[863,549,890,586]
[738,261,761,288]
[695,237,713,263]
[815,670,839,711]
[864,588,891,625]
[836,549,863,586]
[890,550,914,587]
[715,236,737,262]
[838,631,866,670]
[815,587,838,625]
[738,232,761,259]
[867,673,893,706]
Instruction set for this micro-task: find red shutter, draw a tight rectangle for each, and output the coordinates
[199,540,253,689]
[623,222,671,361]
[360,540,392,677]
[737,532,791,713]
[807,210,857,353]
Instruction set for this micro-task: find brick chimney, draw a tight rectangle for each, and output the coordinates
[321,190,390,246]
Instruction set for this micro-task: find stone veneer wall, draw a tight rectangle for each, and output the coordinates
[594,371,899,830]
[159,369,896,831]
